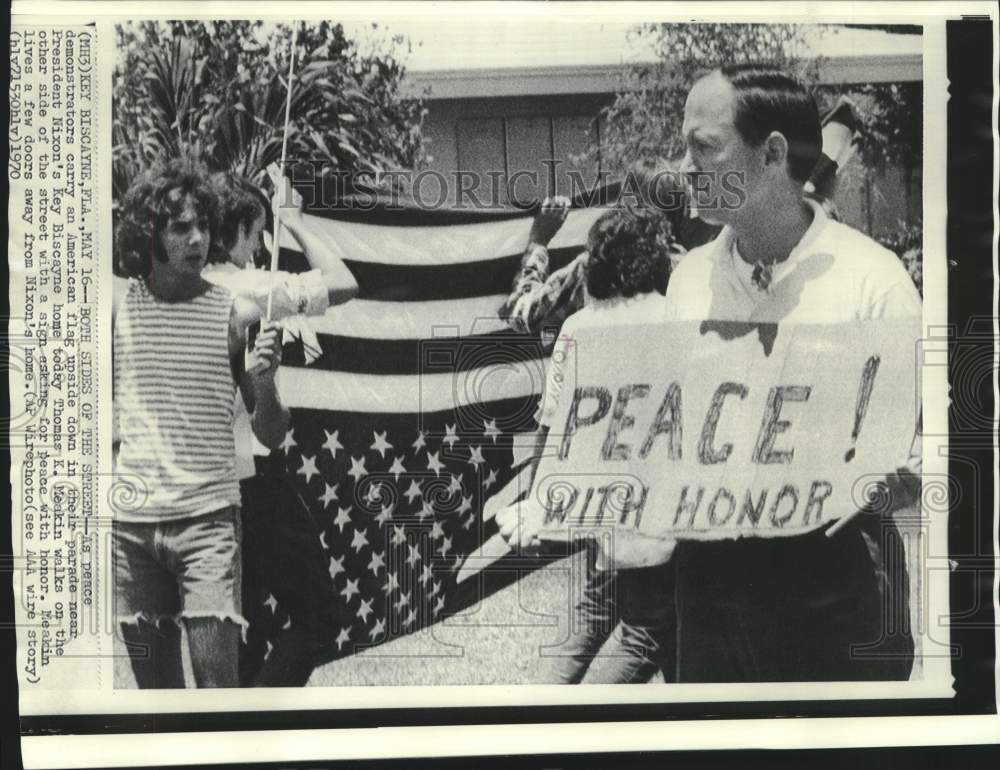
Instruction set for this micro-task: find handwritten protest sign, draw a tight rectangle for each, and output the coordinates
[533,319,920,541]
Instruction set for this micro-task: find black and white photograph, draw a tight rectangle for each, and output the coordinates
[6,1,998,768]
[106,14,934,691]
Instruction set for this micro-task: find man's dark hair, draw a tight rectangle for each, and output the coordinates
[115,156,225,277]
[717,63,823,184]
[585,207,673,300]
[215,174,272,264]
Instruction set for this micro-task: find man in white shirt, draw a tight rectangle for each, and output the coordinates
[658,63,920,681]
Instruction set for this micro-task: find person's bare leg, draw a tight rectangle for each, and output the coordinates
[120,619,185,689]
[185,617,240,688]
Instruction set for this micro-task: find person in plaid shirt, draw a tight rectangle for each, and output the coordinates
[498,162,705,344]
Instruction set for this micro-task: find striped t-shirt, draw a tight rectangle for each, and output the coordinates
[114,279,240,521]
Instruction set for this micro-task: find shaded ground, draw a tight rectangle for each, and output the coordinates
[114,551,664,687]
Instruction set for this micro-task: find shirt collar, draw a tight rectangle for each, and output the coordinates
[719,197,828,289]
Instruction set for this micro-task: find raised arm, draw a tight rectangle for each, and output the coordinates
[271,171,359,307]
[498,196,582,334]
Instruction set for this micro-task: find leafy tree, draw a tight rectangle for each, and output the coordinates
[593,23,921,181]
[113,20,426,205]
[878,220,923,296]
[594,23,822,174]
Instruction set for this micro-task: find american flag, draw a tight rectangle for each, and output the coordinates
[241,186,607,666]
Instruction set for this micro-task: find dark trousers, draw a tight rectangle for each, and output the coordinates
[239,459,341,687]
[547,542,675,684]
[668,520,914,683]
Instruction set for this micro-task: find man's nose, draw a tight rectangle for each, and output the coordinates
[189,226,205,245]
[679,151,694,175]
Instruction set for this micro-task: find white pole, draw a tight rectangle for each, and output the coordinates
[265,21,301,320]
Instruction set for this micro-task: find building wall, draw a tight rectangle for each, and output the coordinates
[420,91,922,238]
[421,94,612,206]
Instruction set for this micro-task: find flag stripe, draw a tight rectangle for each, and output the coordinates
[278,363,546,416]
[278,207,601,266]
[307,295,513,339]
[280,246,582,303]
[283,328,549,376]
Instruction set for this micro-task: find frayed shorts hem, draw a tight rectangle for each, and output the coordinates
[118,611,249,643]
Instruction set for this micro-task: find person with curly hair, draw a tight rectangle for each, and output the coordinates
[499,206,678,684]
[112,156,289,688]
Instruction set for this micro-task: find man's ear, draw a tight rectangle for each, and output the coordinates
[763,131,789,172]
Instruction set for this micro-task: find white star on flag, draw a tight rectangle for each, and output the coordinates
[437,536,453,558]
[447,474,463,495]
[283,616,292,630]
[341,578,360,602]
[429,580,442,597]
[443,423,459,449]
[369,617,386,641]
[433,594,446,616]
[318,483,339,509]
[457,494,473,516]
[462,513,476,530]
[319,530,328,550]
[389,456,407,481]
[334,506,352,533]
[279,429,297,455]
[430,520,445,540]
[297,455,319,484]
[406,543,422,566]
[357,597,374,623]
[264,593,278,613]
[426,451,445,476]
[403,608,418,628]
[394,591,411,611]
[335,627,351,651]
[403,479,422,503]
[351,527,369,553]
[417,501,434,520]
[484,468,498,490]
[368,550,385,576]
[418,564,434,586]
[328,554,345,581]
[374,504,393,527]
[347,455,368,483]
[452,553,464,572]
[370,430,393,458]
[467,445,485,467]
[322,429,343,459]
[382,571,400,594]
[483,418,501,443]
[264,640,274,660]
[412,430,427,453]
[391,525,407,546]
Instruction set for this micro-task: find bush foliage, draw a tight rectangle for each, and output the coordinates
[113,21,426,205]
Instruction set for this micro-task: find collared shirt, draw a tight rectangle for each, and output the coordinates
[663,199,922,324]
